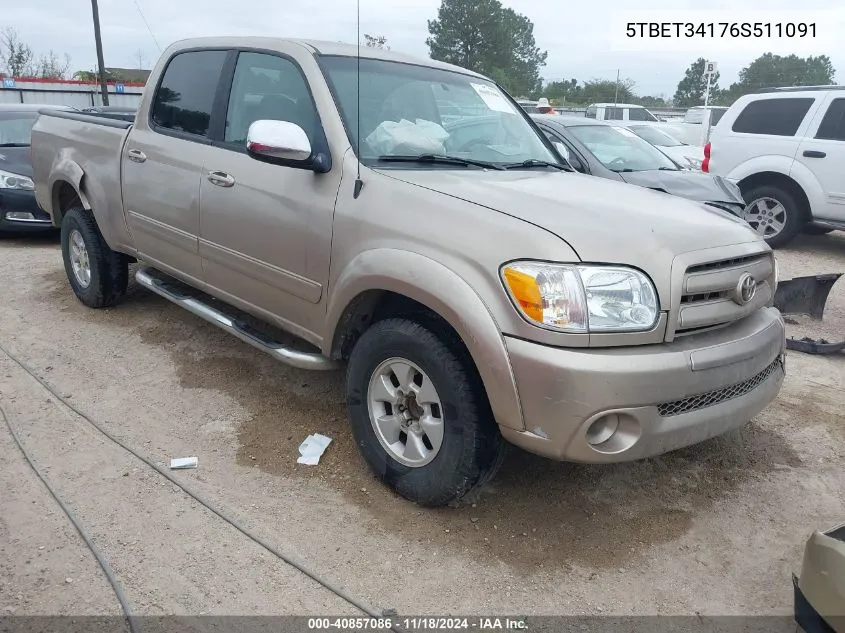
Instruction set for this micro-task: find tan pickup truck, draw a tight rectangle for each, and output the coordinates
[30,37,785,506]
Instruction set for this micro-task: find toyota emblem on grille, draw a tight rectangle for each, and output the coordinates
[734,273,757,305]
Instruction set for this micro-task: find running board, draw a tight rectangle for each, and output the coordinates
[135,268,338,371]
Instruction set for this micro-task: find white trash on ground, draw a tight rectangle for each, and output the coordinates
[170,456,198,469]
[297,433,332,466]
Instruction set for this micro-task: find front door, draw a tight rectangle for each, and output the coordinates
[795,95,845,222]
[198,49,341,342]
[121,49,228,282]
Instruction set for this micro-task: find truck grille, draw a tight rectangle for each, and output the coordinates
[675,253,774,335]
[657,357,783,417]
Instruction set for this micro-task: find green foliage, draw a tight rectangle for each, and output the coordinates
[426,0,547,96]
[673,58,720,108]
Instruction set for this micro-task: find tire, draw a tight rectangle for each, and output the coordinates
[346,318,505,507]
[741,184,805,248]
[803,225,834,235]
[60,207,128,308]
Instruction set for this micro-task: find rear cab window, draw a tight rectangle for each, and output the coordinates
[150,50,228,138]
[585,106,597,119]
[731,98,814,136]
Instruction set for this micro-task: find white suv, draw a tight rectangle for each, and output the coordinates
[705,86,845,247]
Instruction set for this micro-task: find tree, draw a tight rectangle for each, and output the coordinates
[581,78,636,104]
[543,78,581,104]
[636,95,670,108]
[426,0,547,96]
[364,34,389,50]
[0,26,35,77]
[673,58,720,108]
[35,50,71,79]
[721,53,836,103]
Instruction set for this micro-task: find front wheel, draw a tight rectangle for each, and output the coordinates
[345,318,505,507]
[61,207,128,308]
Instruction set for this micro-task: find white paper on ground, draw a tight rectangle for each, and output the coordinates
[297,433,332,466]
[170,457,198,469]
[470,83,517,114]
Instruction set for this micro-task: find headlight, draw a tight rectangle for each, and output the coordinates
[685,156,703,170]
[0,169,34,190]
[502,262,659,333]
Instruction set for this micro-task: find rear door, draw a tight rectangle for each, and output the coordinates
[197,47,340,339]
[795,94,845,222]
[121,49,228,282]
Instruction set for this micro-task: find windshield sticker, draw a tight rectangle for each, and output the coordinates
[471,83,517,114]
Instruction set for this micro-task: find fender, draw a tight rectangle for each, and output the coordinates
[324,249,525,431]
[47,154,91,218]
[727,154,796,184]
[46,148,135,254]
[787,160,827,219]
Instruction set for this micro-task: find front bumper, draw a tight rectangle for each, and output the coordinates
[0,189,54,233]
[500,307,785,462]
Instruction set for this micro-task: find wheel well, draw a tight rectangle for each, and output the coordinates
[331,291,470,364]
[52,181,82,226]
[739,171,811,221]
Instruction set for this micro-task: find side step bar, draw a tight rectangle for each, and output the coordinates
[135,267,338,371]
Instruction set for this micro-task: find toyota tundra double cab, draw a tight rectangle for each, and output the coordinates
[30,37,785,506]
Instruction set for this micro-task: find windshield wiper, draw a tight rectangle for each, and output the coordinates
[504,159,571,172]
[376,154,505,171]
[0,142,29,148]
[658,166,680,171]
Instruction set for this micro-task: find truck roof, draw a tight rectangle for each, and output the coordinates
[166,37,488,80]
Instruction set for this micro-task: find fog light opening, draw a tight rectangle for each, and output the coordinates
[586,413,619,446]
[5,211,36,221]
[584,412,642,455]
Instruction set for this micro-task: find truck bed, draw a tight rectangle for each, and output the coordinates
[30,109,133,226]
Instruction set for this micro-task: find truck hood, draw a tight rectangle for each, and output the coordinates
[0,146,33,178]
[382,168,762,303]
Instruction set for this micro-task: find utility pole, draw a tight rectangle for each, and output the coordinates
[614,69,620,105]
[91,0,110,105]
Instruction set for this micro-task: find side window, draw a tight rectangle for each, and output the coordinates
[151,50,227,137]
[731,98,814,136]
[224,52,319,146]
[585,106,597,119]
[629,108,649,121]
[605,107,623,121]
[815,98,845,141]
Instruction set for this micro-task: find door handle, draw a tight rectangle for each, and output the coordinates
[803,150,827,158]
[207,171,235,188]
[126,148,147,163]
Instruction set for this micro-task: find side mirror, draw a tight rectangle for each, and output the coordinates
[553,141,570,160]
[247,119,313,163]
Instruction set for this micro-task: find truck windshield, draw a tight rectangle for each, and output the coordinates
[320,56,555,168]
[0,112,39,146]
[628,125,685,147]
[568,124,679,172]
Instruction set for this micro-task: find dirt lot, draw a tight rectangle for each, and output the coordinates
[1,230,844,618]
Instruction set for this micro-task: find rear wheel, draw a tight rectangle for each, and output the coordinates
[61,207,128,308]
[345,318,505,507]
[741,184,804,248]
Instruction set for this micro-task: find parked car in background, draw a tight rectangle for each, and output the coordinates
[30,37,784,506]
[706,86,845,247]
[585,103,662,122]
[608,122,704,170]
[533,115,746,217]
[684,105,728,126]
[0,104,73,234]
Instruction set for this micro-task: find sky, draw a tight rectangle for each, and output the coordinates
[6,0,845,98]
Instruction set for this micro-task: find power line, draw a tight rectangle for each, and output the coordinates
[131,0,162,53]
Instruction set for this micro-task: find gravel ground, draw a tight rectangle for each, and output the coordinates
[0,230,843,618]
